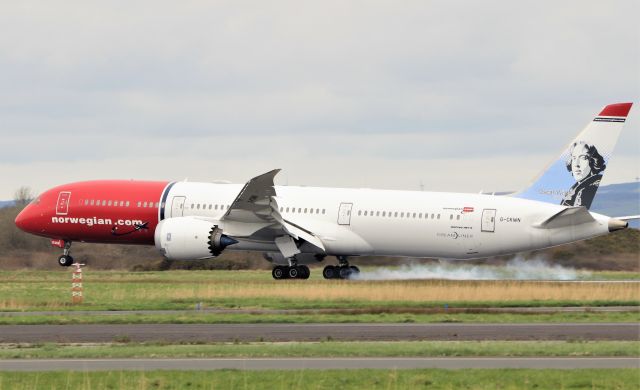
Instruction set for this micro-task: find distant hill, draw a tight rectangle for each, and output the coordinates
[591,182,640,228]
[0,201,14,209]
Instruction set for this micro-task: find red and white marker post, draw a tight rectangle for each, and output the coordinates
[71,263,86,304]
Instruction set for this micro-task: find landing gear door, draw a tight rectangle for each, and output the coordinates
[337,203,353,226]
[481,209,496,232]
[170,196,186,218]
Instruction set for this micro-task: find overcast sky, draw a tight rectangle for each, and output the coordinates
[0,1,638,199]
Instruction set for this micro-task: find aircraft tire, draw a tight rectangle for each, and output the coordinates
[288,266,299,279]
[322,265,336,279]
[349,266,360,274]
[298,265,310,279]
[338,266,352,279]
[58,255,73,267]
[272,266,285,280]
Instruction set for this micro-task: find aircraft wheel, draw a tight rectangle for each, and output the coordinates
[349,266,360,275]
[298,265,310,279]
[288,266,299,279]
[338,266,352,279]
[58,255,74,267]
[272,266,286,280]
[322,265,336,279]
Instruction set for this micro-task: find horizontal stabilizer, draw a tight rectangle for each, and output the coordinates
[614,215,640,221]
[534,206,595,229]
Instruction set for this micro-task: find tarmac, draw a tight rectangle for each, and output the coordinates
[0,357,637,371]
[0,323,637,343]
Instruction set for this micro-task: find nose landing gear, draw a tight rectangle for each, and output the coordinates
[57,241,74,267]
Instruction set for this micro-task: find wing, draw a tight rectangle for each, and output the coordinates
[222,169,280,223]
[221,169,326,252]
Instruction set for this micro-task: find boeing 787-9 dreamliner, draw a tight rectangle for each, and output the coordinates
[15,103,638,279]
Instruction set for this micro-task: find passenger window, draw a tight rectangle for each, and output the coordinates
[437,214,440,219]
[419,213,422,218]
[298,208,302,213]
[286,207,290,212]
[101,200,106,206]
[90,200,95,206]
[197,204,200,209]
[364,211,367,216]
[456,215,460,220]
[190,203,193,209]
[137,201,141,207]
[155,202,159,208]
[84,199,89,206]
[316,209,320,214]
[292,208,295,213]
[394,212,398,217]
[126,201,130,207]
[376,211,380,216]
[322,209,326,214]
[450,214,453,220]
[413,213,416,218]
[304,208,308,213]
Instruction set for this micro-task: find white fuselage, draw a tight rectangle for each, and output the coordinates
[163,182,611,260]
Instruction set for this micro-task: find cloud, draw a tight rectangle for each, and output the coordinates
[0,1,638,198]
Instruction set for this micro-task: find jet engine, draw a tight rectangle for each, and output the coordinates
[154,217,238,260]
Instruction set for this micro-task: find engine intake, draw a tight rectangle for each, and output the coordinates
[154,217,238,261]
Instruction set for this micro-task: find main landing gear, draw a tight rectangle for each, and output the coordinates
[322,255,360,280]
[57,241,74,267]
[272,265,310,280]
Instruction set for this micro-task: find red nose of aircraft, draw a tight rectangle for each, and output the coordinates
[14,203,37,234]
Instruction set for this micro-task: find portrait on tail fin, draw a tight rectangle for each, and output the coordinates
[560,140,606,208]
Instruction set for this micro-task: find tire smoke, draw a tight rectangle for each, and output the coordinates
[352,257,588,281]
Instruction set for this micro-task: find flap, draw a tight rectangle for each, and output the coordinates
[534,206,596,229]
[270,197,326,252]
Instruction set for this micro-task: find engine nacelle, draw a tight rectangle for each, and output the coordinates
[154,217,238,260]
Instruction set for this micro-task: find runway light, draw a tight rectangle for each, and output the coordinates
[71,263,86,304]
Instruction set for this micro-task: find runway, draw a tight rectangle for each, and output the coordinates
[0,323,637,343]
[0,357,637,371]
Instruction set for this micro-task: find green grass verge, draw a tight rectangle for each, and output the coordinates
[0,311,637,325]
[0,369,637,389]
[0,270,637,312]
[1,341,637,359]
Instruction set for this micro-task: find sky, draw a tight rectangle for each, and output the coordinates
[0,1,638,199]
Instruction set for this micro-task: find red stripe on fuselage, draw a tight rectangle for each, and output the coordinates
[16,180,169,245]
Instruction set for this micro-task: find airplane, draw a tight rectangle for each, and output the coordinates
[14,102,638,280]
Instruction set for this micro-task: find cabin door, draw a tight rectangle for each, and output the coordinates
[337,203,353,225]
[170,196,186,218]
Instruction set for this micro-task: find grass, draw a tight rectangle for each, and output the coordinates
[0,341,637,359]
[0,311,637,325]
[0,369,638,389]
[0,270,637,312]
